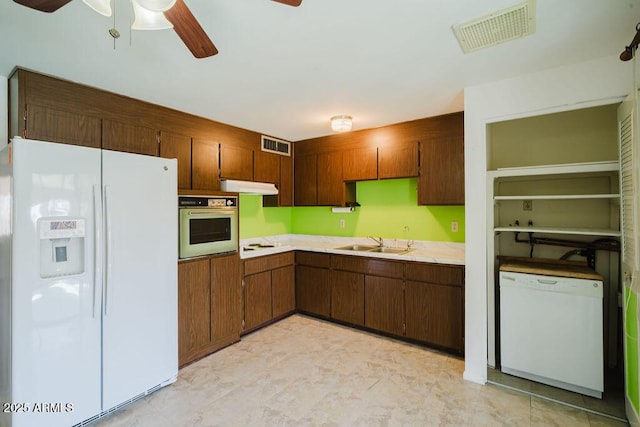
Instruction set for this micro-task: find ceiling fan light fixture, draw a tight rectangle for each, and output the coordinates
[136,0,176,12]
[82,0,112,16]
[331,115,353,132]
[131,0,173,30]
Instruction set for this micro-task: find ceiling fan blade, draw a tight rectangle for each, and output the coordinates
[164,0,218,59]
[272,0,302,6]
[13,0,72,12]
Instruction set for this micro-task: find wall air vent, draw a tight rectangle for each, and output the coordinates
[452,0,536,54]
[261,135,291,156]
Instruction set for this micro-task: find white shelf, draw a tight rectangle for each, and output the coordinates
[489,161,619,178]
[494,226,621,237]
[494,194,620,201]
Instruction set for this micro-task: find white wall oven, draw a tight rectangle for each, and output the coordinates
[178,195,238,259]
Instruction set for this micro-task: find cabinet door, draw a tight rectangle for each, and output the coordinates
[254,150,281,184]
[317,151,344,206]
[279,155,293,207]
[220,144,253,181]
[294,153,317,206]
[159,130,192,190]
[343,146,377,181]
[178,259,211,367]
[331,270,365,326]
[211,255,242,345]
[102,119,158,156]
[406,281,463,352]
[295,265,330,317]
[418,136,464,205]
[378,142,419,179]
[364,276,405,336]
[272,265,295,318]
[192,139,221,191]
[244,271,272,330]
[26,104,101,148]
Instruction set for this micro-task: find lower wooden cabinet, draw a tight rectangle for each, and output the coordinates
[330,270,364,326]
[295,252,331,318]
[178,258,211,366]
[272,265,295,317]
[405,281,463,352]
[178,254,241,367]
[243,252,295,333]
[211,254,242,347]
[244,271,272,330]
[405,262,464,352]
[364,276,405,336]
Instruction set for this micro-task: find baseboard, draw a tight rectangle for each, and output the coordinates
[627,396,639,426]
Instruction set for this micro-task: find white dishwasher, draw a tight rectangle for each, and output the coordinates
[499,265,604,398]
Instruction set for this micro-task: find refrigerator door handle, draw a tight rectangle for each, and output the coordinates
[93,184,101,319]
[104,185,112,316]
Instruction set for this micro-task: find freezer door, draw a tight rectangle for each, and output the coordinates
[101,150,178,410]
[10,139,102,426]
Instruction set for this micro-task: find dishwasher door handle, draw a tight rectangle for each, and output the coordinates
[537,279,558,285]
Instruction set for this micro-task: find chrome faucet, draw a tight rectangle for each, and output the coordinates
[368,236,384,247]
[403,226,414,250]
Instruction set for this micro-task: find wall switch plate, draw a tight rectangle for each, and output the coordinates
[339,219,345,228]
[451,221,458,232]
[523,200,533,211]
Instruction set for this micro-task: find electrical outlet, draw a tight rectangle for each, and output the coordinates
[451,221,458,232]
[523,200,533,211]
[339,219,345,229]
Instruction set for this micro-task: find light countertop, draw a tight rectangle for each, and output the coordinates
[239,234,465,266]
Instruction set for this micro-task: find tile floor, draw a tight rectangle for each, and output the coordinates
[487,366,626,421]
[94,315,629,426]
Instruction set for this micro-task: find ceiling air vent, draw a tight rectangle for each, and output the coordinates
[261,135,291,156]
[452,0,536,53]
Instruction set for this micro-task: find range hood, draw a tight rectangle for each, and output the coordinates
[220,179,278,195]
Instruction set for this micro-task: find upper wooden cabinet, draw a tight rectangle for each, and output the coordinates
[26,104,101,148]
[253,150,281,184]
[279,155,293,206]
[418,136,464,205]
[191,139,221,191]
[294,112,463,206]
[159,130,192,190]
[317,151,344,206]
[103,119,158,156]
[343,146,377,181]
[220,144,253,181]
[294,153,317,206]
[378,142,419,179]
[418,112,464,205]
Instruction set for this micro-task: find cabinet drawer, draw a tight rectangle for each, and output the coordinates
[331,255,404,279]
[296,251,330,268]
[244,252,294,276]
[405,263,464,286]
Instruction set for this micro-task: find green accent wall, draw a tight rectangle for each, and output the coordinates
[626,286,639,414]
[239,178,465,242]
[238,194,292,238]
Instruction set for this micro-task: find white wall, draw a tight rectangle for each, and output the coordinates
[463,55,632,384]
[0,74,7,150]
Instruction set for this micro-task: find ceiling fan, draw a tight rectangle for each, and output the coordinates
[13,0,302,59]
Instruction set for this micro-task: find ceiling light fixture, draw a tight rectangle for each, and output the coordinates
[331,115,353,132]
[136,0,177,12]
[131,0,174,30]
[82,0,112,16]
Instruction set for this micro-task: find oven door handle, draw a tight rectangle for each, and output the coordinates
[184,210,237,215]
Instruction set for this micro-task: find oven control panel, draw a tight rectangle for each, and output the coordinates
[179,196,238,208]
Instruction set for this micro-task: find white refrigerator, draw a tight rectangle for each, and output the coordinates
[0,138,178,427]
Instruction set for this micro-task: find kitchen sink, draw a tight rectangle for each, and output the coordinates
[367,247,413,254]
[334,244,413,255]
[335,244,378,251]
